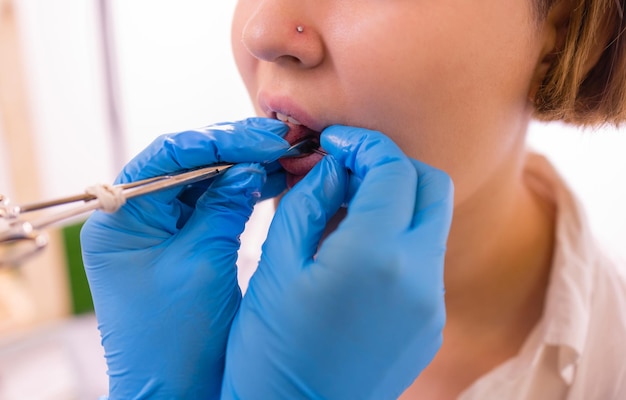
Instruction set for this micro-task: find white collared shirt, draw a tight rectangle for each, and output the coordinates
[460,152,626,399]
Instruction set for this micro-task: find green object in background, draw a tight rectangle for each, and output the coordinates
[61,220,94,315]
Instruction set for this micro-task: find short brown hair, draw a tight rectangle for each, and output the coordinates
[533,0,626,126]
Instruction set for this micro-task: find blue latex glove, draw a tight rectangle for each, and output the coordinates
[222,126,454,400]
[80,118,289,399]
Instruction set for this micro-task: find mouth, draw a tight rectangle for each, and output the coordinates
[273,111,326,187]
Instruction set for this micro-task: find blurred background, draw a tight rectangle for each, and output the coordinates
[0,1,624,398]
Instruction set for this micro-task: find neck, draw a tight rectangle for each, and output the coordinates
[443,146,556,345]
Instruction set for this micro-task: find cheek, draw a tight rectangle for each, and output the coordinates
[329,35,464,169]
[331,9,540,205]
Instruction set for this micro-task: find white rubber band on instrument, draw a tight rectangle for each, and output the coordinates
[85,184,126,213]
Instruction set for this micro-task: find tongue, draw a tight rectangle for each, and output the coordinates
[283,122,320,146]
[276,121,324,187]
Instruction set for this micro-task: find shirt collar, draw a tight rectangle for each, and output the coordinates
[523,152,596,384]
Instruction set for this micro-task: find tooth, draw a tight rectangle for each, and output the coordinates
[275,112,302,125]
[287,116,302,125]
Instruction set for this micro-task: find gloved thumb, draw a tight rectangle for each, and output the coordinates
[258,156,347,284]
[167,163,266,271]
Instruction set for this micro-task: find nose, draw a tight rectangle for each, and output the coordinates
[239,2,325,69]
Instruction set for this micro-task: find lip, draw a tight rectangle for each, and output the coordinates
[258,93,326,134]
[258,93,327,185]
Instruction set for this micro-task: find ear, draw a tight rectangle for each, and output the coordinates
[528,0,573,100]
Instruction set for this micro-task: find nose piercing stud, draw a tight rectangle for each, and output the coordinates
[296,26,304,33]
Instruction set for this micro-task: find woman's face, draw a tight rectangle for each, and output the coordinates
[232,0,549,203]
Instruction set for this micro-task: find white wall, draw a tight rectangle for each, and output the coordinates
[110,1,253,159]
[14,0,114,200]
[0,118,13,197]
[10,1,249,214]
[528,122,626,257]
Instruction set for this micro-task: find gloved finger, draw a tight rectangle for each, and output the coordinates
[259,170,287,201]
[258,160,287,200]
[258,156,347,282]
[107,118,288,231]
[263,160,284,174]
[341,173,362,208]
[409,159,455,246]
[177,168,285,209]
[116,117,289,185]
[320,126,418,236]
[380,159,451,308]
[165,164,266,282]
[82,165,265,252]
[177,179,215,209]
[81,203,182,251]
[176,158,284,204]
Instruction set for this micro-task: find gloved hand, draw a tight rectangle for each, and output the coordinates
[80,118,289,399]
[222,126,454,400]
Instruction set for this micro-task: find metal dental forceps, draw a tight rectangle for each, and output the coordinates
[0,137,326,267]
